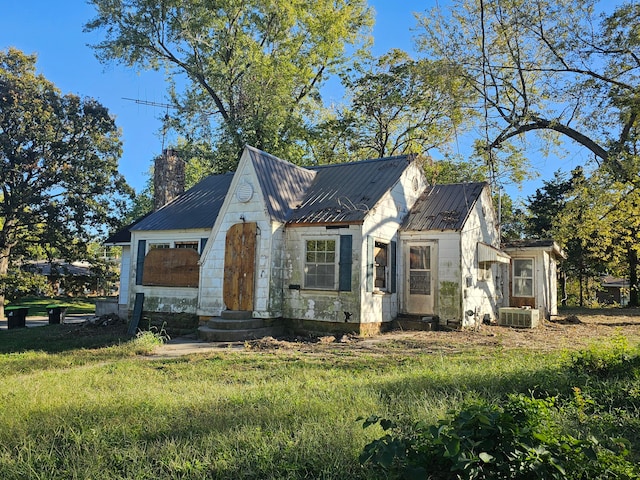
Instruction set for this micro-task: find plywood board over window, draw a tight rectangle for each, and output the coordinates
[142,248,200,287]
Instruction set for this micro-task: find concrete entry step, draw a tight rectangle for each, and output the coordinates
[197,324,285,342]
[207,318,266,330]
[220,310,253,320]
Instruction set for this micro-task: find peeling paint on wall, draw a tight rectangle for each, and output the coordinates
[439,281,461,321]
[142,294,198,313]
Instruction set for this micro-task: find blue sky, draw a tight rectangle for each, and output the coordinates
[1,1,595,203]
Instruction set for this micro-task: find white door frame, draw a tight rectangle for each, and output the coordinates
[403,240,437,314]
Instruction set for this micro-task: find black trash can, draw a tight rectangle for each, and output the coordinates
[47,305,67,325]
[6,307,29,329]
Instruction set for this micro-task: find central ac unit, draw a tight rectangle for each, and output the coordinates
[498,307,539,328]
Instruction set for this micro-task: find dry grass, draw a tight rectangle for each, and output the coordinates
[241,308,640,356]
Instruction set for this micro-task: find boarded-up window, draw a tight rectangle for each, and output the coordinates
[142,248,200,287]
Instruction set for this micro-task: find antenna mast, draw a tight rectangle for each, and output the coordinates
[122,97,175,150]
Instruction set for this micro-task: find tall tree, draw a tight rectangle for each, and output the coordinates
[524,169,578,239]
[416,0,640,187]
[85,0,373,170]
[418,0,640,305]
[313,49,474,161]
[0,48,132,317]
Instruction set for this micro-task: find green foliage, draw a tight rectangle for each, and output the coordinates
[0,48,133,315]
[423,156,488,185]
[128,326,168,355]
[315,49,474,161]
[417,0,640,189]
[85,0,374,170]
[2,323,639,479]
[569,335,639,378]
[361,394,638,480]
[0,271,49,304]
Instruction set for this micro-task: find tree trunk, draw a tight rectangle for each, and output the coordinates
[561,270,567,307]
[0,246,10,320]
[629,248,639,307]
[579,273,584,307]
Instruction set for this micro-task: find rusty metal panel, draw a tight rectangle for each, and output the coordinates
[223,223,256,311]
[142,248,200,287]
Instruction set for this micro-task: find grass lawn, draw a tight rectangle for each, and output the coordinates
[3,296,99,316]
[0,311,639,479]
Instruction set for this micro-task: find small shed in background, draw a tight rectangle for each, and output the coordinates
[502,239,566,321]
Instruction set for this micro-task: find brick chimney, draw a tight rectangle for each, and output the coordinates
[154,148,185,211]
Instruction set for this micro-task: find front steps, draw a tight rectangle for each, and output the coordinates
[393,314,440,331]
[197,310,285,342]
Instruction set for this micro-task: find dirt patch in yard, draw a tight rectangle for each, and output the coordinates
[242,308,640,356]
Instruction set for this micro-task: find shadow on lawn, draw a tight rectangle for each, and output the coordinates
[0,323,131,355]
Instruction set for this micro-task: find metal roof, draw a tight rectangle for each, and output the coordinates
[23,260,94,277]
[131,173,233,231]
[248,146,316,223]
[119,147,415,235]
[401,182,487,231]
[502,239,566,259]
[104,212,152,244]
[287,155,414,224]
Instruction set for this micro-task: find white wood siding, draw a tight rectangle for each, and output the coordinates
[198,149,274,317]
[118,245,130,308]
[360,161,427,323]
[459,187,502,327]
[282,225,361,323]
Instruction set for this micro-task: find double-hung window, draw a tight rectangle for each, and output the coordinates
[305,239,336,289]
[513,259,534,297]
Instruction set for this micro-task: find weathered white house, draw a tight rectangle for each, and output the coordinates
[108,145,550,338]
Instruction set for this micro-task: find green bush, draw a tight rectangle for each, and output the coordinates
[360,394,638,480]
[0,271,50,304]
[569,335,639,377]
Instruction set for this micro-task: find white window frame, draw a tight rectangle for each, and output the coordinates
[304,237,338,290]
[513,258,534,297]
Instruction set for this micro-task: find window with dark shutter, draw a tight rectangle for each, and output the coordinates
[135,240,146,285]
[339,235,352,291]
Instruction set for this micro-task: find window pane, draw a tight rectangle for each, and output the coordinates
[410,271,431,295]
[410,246,430,270]
[513,259,534,297]
[175,242,198,250]
[515,279,533,297]
[374,242,388,289]
[305,239,336,289]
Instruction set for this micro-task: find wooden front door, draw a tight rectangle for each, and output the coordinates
[404,242,436,314]
[223,222,256,311]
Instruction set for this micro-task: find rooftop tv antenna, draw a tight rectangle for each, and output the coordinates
[122,97,175,150]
